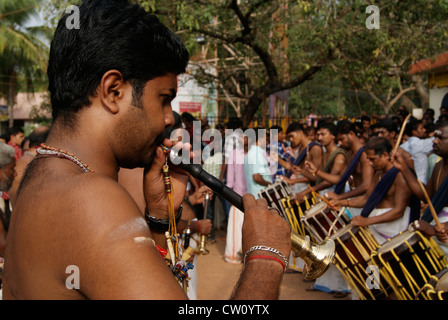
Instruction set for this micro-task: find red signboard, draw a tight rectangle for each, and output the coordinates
[179,101,202,113]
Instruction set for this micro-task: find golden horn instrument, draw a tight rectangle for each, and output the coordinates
[290,232,335,280]
[197,192,210,255]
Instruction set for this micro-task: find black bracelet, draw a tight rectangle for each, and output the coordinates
[184,196,193,208]
[145,205,183,232]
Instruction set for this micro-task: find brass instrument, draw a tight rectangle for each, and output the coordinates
[291,231,335,280]
[197,192,210,255]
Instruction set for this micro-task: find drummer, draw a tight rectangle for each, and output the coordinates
[295,122,348,200]
[277,122,323,194]
[325,120,374,217]
[393,120,448,255]
[331,137,413,244]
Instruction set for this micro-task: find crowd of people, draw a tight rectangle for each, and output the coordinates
[176,99,448,299]
[0,0,447,302]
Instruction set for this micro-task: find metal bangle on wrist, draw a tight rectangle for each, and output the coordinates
[243,245,289,272]
[144,205,183,232]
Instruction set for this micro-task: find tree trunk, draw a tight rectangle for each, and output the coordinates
[242,90,264,127]
[412,74,429,111]
[8,69,17,129]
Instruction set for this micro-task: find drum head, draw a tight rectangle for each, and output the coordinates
[304,201,327,217]
[377,231,420,256]
[435,269,448,292]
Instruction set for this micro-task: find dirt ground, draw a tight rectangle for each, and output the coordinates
[194,229,351,300]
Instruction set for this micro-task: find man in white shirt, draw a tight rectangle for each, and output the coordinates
[400,117,434,184]
[244,129,273,198]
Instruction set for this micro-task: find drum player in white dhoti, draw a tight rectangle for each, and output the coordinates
[331,137,414,245]
[324,120,374,219]
[271,122,323,273]
[295,123,351,297]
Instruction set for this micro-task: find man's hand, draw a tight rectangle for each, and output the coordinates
[241,194,291,259]
[435,223,448,243]
[197,219,212,236]
[295,189,311,202]
[189,185,213,205]
[325,191,340,201]
[351,215,370,227]
[143,141,190,218]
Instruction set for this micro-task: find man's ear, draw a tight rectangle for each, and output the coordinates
[99,70,128,114]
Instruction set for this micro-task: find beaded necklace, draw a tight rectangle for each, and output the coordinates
[36,143,94,173]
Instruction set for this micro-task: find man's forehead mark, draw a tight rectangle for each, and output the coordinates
[434,129,448,139]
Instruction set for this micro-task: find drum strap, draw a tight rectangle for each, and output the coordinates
[286,141,320,178]
[422,174,448,222]
[360,166,399,218]
[334,147,364,194]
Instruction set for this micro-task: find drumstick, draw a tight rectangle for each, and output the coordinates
[393,113,412,155]
[307,185,333,207]
[282,144,294,165]
[417,179,442,230]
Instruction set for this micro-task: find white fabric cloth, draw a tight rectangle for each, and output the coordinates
[185,220,199,300]
[313,264,351,294]
[224,206,244,264]
[400,136,434,184]
[368,207,411,245]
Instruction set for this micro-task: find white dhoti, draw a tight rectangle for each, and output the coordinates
[288,252,304,272]
[185,221,199,300]
[313,264,351,294]
[224,206,243,264]
[290,174,309,195]
[368,207,411,245]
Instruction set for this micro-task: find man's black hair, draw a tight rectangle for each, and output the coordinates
[336,119,362,136]
[404,116,420,137]
[227,117,242,130]
[6,127,24,143]
[378,119,398,133]
[286,121,305,134]
[318,122,337,137]
[47,0,189,125]
[365,136,392,156]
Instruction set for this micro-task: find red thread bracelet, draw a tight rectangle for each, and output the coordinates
[245,254,286,273]
[196,221,201,234]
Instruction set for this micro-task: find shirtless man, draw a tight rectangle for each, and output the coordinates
[279,122,322,194]
[295,122,348,200]
[2,0,290,300]
[332,137,412,244]
[325,120,374,210]
[377,118,414,170]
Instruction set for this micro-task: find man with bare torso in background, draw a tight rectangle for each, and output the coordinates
[332,137,413,244]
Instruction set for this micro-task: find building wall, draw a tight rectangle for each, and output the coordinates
[430,85,448,119]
